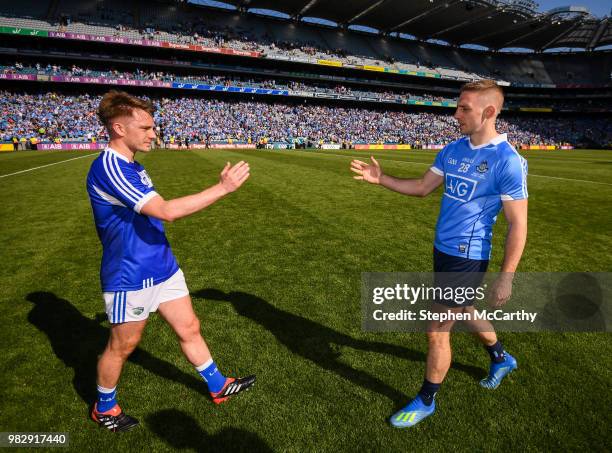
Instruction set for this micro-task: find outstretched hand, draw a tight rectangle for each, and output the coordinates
[350,156,383,185]
[488,273,513,308]
[220,161,250,193]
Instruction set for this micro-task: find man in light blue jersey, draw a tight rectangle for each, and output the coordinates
[351,80,527,428]
[87,91,255,432]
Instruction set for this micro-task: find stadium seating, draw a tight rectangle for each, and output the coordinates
[4,62,606,111]
[2,90,609,147]
[0,2,609,149]
[1,2,609,85]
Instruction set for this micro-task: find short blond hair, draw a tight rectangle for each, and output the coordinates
[460,79,504,108]
[98,90,155,129]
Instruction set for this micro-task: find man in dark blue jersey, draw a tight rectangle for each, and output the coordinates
[351,79,528,428]
[87,90,255,432]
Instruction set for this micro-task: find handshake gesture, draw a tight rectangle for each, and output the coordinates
[350,156,383,185]
[220,160,250,193]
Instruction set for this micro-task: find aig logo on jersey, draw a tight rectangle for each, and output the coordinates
[138,170,153,187]
[444,174,478,202]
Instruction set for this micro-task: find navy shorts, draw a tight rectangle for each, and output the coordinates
[433,247,489,307]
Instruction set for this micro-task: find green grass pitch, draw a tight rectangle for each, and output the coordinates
[0,148,610,451]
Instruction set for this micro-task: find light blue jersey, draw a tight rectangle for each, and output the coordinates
[86,148,179,292]
[430,134,527,260]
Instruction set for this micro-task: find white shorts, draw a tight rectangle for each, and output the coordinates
[103,269,189,324]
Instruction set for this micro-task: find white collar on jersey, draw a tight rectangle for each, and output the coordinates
[468,133,507,150]
[105,147,132,163]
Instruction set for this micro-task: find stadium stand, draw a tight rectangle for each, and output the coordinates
[2,62,609,111]
[2,90,609,148]
[0,0,610,149]
[0,0,610,84]
[0,62,457,103]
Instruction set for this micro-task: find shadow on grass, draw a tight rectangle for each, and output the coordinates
[194,289,483,407]
[147,409,272,452]
[26,291,208,406]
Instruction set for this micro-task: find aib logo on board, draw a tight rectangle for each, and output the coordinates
[445,174,478,202]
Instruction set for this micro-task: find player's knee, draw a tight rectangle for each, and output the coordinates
[110,335,141,358]
[177,315,201,342]
[187,316,201,339]
[121,341,140,358]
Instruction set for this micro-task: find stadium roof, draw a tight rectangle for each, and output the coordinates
[216,0,611,50]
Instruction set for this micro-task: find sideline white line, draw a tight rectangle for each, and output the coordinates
[279,150,612,186]
[0,153,98,178]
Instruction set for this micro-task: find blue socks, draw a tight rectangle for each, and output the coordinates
[485,341,506,363]
[96,385,117,412]
[196,359,227,393]
[418,379,440,406]
[96,359,227,411]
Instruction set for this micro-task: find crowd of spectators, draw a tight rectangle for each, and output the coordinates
[0,62,451,103]
[3,62,609,114]
[1,91,102,143]
[2,90,610,147]
[3,2,600,84]
[11,62,607,110]
[504,97,610,110]
[109,15,363,64]
[53,7,459,78]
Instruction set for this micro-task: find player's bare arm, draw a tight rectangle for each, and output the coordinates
[350,156,443,197]
[140,161,250,222]
[489,198,528,307]
[89,92,256,432]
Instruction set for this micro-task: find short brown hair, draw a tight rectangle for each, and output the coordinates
[460,79,504,104]
[97,90,155,128]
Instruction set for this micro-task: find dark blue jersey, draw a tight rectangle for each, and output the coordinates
[87,148,179,291]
